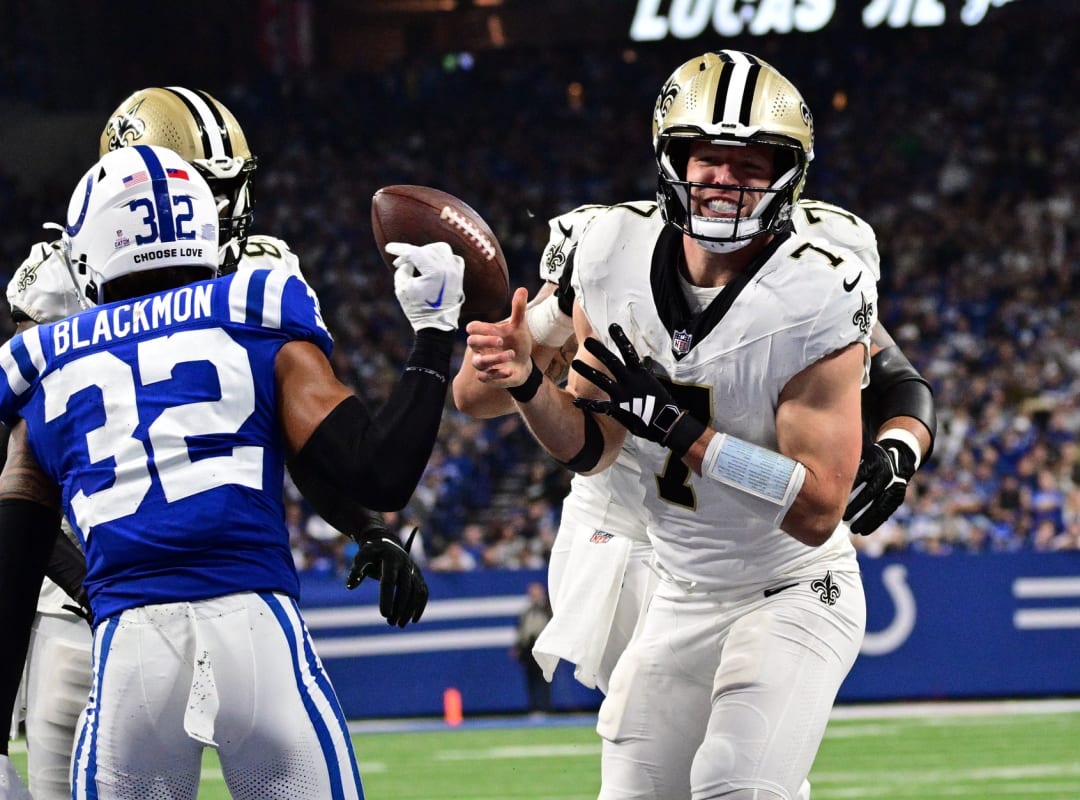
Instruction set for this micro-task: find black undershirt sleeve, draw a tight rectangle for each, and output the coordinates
[0,499,61,756]
[863,345,938,460]
[290,328,454,512]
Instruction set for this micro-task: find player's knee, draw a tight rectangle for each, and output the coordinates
[695,791,788,800]
[691,739,794,800]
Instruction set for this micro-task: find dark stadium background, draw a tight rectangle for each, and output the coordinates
[1,0,1077,717]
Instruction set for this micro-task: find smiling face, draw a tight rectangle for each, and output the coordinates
[685,140,777,221]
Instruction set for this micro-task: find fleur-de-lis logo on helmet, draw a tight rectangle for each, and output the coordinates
[103,99,147,152]
[852,295,874,334]
[654,76,680,129]
[811,571,841,606]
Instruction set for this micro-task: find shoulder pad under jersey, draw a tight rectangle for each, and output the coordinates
[538,205,608,284]
[237,235,306,282]
[539,202,658,284]
[792,199,880,281]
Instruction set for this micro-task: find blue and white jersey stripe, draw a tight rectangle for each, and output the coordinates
[0,325,45,396]
[228,267,292,329]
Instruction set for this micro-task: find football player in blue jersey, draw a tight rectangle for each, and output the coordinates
[3,86,411,800]
[0,144,461,799]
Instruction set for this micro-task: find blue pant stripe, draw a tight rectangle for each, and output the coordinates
[259,592,360,800]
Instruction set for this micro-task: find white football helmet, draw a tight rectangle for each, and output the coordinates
[62,144,219,306]
[652,50,814,253]
[99,86,255,271]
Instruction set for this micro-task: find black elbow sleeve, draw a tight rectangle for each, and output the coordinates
[865,345,937,460]
[290,396,411,511]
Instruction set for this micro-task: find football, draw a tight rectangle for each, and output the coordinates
[371,185,510,322]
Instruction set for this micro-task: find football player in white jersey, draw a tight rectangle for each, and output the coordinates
[454,192,935,705]
[454,202,657,695]
[2,87,404,800]
[464,50,883,799]
[0,144,459,798]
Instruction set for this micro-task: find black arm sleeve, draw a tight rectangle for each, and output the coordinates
[0,500,60,755]
[286,455,390,540]
[44,530,86,603]
[862,345,938,461]
[290,328,454,512]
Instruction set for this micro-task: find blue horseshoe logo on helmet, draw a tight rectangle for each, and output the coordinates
[65,172,95,237]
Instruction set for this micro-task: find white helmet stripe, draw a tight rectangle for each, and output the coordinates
[718,51,761,126]
[166,86,228,159]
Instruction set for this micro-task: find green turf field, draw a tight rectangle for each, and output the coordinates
[10,701,1080,798]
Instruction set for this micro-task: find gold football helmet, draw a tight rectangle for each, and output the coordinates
[652,50,814,253]
[100,86,255,269]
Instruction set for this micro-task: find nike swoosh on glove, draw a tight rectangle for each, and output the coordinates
[571,323,705,457]
[388,241,465,333]
[844,437,917,535]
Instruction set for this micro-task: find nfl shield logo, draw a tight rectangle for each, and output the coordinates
[672,330,693,355]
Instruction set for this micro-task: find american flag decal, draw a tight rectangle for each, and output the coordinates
[122,171,149,186]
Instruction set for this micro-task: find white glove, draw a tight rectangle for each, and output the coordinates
[0,754,33,800]
[388,242,465,333]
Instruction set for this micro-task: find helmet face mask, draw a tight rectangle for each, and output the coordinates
[100,86,255,270]
[652,50,814,253]
[62,145,219,307]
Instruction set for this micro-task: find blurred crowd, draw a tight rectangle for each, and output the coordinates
[1,9,1077,577]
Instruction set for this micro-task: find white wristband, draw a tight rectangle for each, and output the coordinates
[877,427,923,470]
[701,433,806,527]
[525,291,575,347]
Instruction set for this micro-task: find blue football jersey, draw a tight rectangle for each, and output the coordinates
[0,269,333,621]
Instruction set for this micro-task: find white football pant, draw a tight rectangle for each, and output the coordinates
[23,612,92,800]
[597,570,865,799]
[534,516,655,694]
[71,592,363,800]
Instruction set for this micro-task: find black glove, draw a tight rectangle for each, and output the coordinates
[45,532,93,628]
[347,527,428,628]
[61,587,94,629]
[844,437,918,535]
[571,323,705,457]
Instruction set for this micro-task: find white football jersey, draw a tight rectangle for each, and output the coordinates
[538,202,658,543]
[791,198,881,281]
[560,442,649,542]
[571,206,877,590]
[541,199,880,285]
[538,202,655,285]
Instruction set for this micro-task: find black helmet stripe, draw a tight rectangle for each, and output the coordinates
[712,63,734,125]
[164,86,232,159]
[738,65,761,125]
[714,50,763,127]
